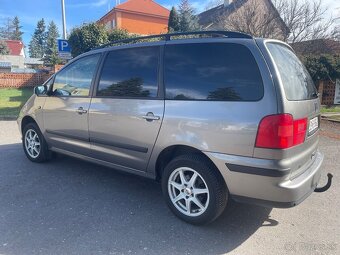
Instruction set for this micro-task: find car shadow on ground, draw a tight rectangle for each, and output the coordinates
[0,143,278,255]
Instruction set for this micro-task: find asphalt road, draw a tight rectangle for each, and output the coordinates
[0,121,339,255]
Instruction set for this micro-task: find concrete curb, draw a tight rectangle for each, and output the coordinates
[321,116,340,124]
[0,116,17,121]
[321,113,340,117]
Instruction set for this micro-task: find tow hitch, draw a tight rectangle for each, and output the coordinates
[314,173,333,193]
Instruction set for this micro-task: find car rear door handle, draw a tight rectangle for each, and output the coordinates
[142,112,160,121]
[76,107,88,115]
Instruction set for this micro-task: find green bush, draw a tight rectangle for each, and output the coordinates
[68,24,145,57]
[302,54,340,82]
[68,23,108,57]
[107,29,131,42]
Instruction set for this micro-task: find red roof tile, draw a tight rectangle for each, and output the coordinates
[116,0,170,18]
[4,40,24,56]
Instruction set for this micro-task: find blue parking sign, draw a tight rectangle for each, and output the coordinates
[58,39,71,52]
[57,39,72,59]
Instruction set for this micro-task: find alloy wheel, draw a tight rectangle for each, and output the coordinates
[168,167,210,217]
[24,129,41,159]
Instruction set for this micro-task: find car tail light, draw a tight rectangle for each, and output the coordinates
[255,114,307,149]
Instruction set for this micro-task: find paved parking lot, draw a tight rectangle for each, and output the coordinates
[0,120,339,255]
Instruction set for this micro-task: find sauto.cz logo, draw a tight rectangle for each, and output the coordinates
[284,242,337,252]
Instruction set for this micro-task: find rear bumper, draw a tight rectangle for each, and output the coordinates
[204,150,324,208]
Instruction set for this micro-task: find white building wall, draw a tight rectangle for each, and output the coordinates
[0,55,25,69]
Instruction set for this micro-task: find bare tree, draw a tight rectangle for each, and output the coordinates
[209,0,336,42]
[273,0,336,43]
[0,18,15,40]
[216,0,287,39]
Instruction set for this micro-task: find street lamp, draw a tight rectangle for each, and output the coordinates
[61,0,67,39]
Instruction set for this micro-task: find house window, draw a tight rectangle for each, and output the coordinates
[105,21,112,30]
[105,20,116,30]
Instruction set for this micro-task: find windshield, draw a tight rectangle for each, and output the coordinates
[267,42,318,101]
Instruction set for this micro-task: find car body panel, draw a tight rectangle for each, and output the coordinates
[204,149,323,206]
[17,94,46,134]
[43,97,91,156]
[89,98,164,171]
[255,38,321,178]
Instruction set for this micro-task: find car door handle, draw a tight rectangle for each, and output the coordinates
[142,112,160,121]
[76,107,88,115]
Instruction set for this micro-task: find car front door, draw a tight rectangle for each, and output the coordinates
[43,54,101,156]
[89,46,164,172]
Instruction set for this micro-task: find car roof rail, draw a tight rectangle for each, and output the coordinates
[93,30,252,50]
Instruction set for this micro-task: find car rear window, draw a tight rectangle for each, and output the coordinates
[266,42,318,101]
[164,43,264,101]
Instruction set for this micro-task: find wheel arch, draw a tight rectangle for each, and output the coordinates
[21,116,38,134]
[155,145,224,182]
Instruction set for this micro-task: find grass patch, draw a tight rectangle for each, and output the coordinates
[0,88,34,118]
[320,106,340,114]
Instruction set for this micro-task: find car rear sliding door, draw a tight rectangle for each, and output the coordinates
[88,46,164,172]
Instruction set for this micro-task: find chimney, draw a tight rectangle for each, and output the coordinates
[224,0,232,7]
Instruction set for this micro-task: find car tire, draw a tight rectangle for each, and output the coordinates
[22,122,51,163]
[161,154,228,225]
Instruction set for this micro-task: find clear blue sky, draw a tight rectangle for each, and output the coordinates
[1,0,338,48]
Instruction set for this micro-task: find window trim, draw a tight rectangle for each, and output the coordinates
[50,53,103,98]
[163,42,265,102]
[93,45,164,100]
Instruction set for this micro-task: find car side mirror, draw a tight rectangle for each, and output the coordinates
[34,85,47,96]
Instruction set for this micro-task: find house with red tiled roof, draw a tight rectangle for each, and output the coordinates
[98,0,170,35]
[0,40,26,70]
[5,40,25,56]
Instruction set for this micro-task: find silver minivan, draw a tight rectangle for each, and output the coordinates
[18,31,330,225]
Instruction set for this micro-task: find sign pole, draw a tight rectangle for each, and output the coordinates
[61,0,67,39]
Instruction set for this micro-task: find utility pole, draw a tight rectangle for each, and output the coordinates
[61,0,67,39]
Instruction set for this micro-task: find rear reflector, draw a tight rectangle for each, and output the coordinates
[255,114,307,149]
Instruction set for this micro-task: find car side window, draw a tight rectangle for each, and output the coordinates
[164,43,264,101]
[52,54,100,97]
[97,47,159,98]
